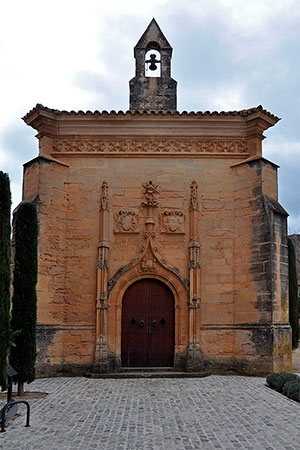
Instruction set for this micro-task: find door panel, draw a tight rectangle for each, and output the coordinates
[121,279,174,367]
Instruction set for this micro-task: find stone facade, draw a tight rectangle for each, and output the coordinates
[289,234,300,288]
[21,20,291,376]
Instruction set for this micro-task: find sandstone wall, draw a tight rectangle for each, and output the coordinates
[22,150,291,375]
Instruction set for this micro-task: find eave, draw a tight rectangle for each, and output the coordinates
[22,104,280,140]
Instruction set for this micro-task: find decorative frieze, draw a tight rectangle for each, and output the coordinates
[113,210,139,233]
[52,138,248,154]
[160,209,185,233]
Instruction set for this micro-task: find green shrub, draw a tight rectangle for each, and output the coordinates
[0,171,11,390]
[10,203,38,386]
[266,372,298,392]
[283,379,300,402]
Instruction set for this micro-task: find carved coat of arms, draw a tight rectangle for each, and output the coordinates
[160,209,184,233]
[114,210,139,233]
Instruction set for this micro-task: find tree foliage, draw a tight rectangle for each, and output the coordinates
[288,238,299,349]
[10,202,38,384]
[0,172,11,390]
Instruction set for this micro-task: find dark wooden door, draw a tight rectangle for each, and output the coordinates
[121,279,174,367]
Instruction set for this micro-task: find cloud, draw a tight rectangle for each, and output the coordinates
[0,0,299,227]
[264,140,300,231]
[0,123,37,209]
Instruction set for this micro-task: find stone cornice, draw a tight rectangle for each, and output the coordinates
[230,155,279,168]
[23,104,280,141]
[23,155,70,168]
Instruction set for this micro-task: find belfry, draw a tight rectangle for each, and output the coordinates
[22,19,291,376]
[129,18,177,111]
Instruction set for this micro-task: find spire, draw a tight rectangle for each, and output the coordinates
[129,19,177,112]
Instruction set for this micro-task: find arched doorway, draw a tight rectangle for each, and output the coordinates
[121,279,174,367]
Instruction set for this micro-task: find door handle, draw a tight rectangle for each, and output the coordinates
[139,320,145,328]
[152,320,157,327]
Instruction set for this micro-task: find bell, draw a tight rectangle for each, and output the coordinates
[149,54,158,71]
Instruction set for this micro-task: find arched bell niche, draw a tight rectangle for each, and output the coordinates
[145,41,161,77]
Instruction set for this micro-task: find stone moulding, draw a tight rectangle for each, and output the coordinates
[36,323,95,331]
[52,138,249,155]
[200,323,291,330]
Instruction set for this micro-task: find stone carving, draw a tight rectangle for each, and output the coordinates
[189,241,201,269]
[160,209,184,233]
[100,181,108,211]
[114,210,139,233]
[141,180,160,207]
[139,233,159,273]
[97,242,109,270]
[141,255,158,272]
[190,181,199,211]
[52,138,248,154]
[144,230,155,239]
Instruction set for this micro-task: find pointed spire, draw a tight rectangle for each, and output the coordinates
[129,19,177,112]
[134,18,172,50]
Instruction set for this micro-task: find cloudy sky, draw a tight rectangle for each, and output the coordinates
[0,0,299,231]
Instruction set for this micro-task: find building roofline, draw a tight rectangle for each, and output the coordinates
[23,103,280,123]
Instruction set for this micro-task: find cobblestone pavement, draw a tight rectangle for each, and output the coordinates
[1,375,300,449]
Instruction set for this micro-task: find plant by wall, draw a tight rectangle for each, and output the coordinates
[288,238,299,349]
[267,372,300,403]
[266,372,298,392]
[10,202,38,390]
[0,172,11,390]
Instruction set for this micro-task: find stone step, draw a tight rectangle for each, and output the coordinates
[120,367,174,373]
[86,371,210,379]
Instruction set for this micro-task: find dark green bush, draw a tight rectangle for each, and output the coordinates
[283,379,300,402]
[266,372,298,392]
[10,203,38,385]
[0,171,11,390]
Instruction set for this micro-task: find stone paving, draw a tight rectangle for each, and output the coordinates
[1,375,300,449]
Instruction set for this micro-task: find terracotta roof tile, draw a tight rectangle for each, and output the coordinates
[22,103,280,122]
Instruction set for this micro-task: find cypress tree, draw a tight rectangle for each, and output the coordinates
[0,172,11,390]
[288,238,299,349]
[10,202,38,393]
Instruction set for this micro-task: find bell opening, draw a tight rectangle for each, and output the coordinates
[145,49,161,78]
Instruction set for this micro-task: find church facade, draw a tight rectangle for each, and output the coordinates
[22,19,291,376]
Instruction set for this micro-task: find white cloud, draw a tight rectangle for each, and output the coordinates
[180,82,248,112]
[0,0,299,228]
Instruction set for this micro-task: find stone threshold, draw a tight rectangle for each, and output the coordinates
[86,370,210,379]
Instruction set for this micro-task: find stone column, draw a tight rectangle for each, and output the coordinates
[187,181,202,370]
[94,181,110,372]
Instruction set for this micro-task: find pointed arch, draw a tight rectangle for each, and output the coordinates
[107,262,189,369]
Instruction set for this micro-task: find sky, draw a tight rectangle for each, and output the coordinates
[0,0,299,231]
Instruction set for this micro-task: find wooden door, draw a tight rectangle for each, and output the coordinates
[121,279,174,367]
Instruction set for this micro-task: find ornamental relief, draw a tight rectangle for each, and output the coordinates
[160,209,185,234]
[52,138,248,154]
[141,180,160,207]
[190,181,199,211]
[113,210,139,233]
